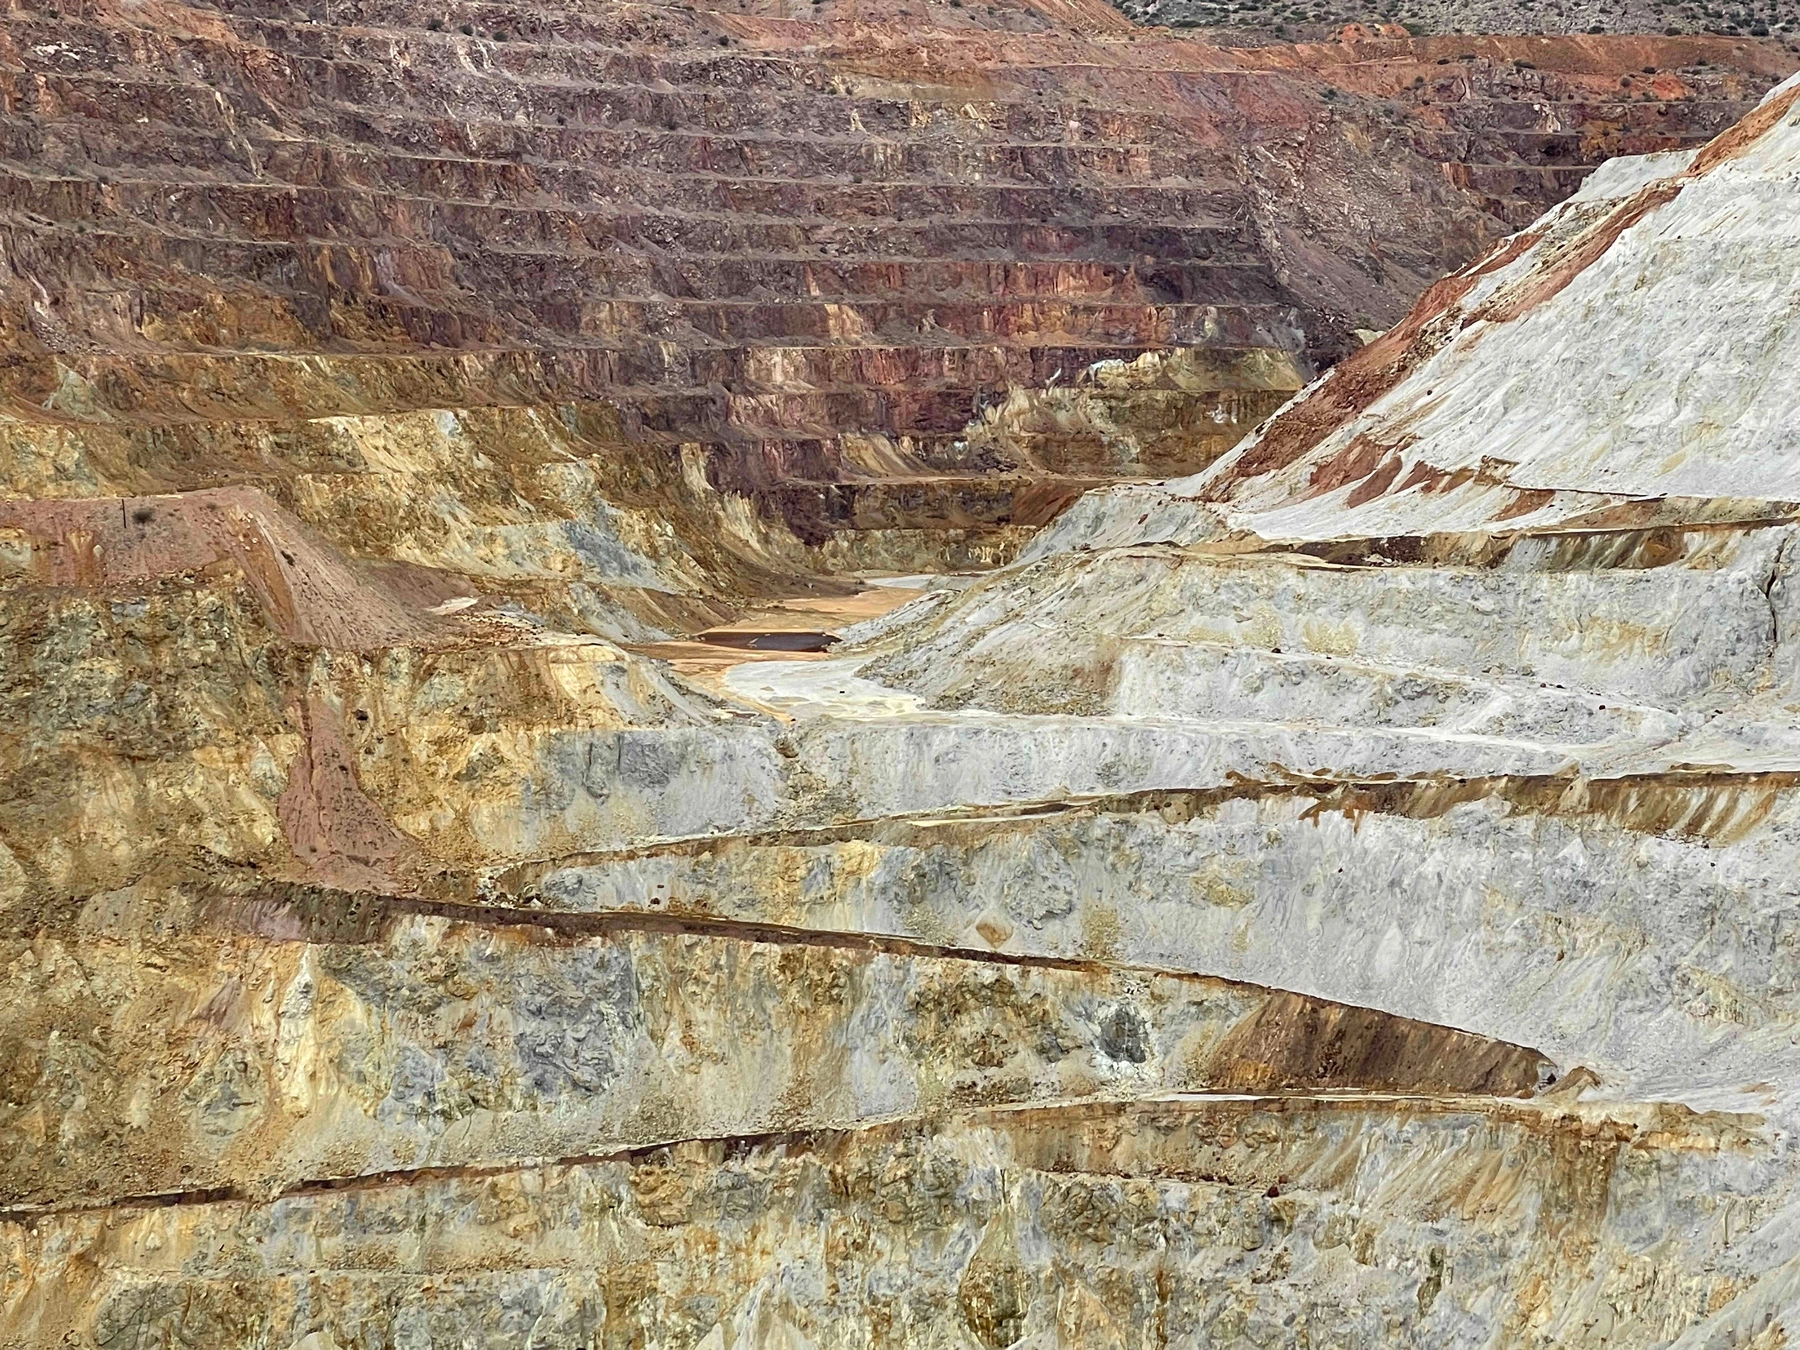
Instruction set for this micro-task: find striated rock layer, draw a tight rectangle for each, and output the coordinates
[0,0,1792,584]
[6,14,1800,1350]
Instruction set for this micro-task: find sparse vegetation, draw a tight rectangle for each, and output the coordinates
[1114,0,1800,39]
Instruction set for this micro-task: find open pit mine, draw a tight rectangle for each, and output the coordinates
[4,0,1800,1345]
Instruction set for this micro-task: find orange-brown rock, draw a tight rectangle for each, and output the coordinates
[0,0,1789,573]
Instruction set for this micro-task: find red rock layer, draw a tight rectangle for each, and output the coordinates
[0,0,1789,557]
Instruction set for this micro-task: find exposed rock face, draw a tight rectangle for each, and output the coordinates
[829,71,1800,1342]
[5,8,1800,1350]
[0,0,1790,581]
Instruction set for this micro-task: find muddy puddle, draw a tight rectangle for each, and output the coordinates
[698,630,839,653]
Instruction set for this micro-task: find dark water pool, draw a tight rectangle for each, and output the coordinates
[698,630,839,653]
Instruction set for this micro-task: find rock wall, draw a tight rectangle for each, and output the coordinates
[6,7,1800,1348]
[0,0,1790,580]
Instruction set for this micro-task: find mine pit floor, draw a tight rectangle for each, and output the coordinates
[627,580,932,683]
